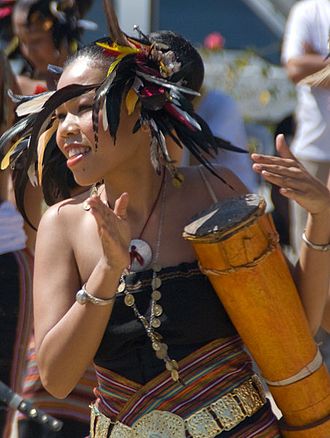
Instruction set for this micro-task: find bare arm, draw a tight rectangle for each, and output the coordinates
[252,134,330,335]
[286,53,329,85]
[282,3,330,87]
[321,292,330,333]
[34,194,130,398]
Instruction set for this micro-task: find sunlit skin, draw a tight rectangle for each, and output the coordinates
[33,56,329,399]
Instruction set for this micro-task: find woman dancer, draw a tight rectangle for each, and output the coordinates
[1,11,329,438]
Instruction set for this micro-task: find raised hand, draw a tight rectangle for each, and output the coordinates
[251,134,330,216]
[85,192,131,271]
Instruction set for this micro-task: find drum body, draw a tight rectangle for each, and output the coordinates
[183,194,330,437]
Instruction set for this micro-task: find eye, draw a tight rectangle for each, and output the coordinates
[55,112,66,121]
[78,104,93,114]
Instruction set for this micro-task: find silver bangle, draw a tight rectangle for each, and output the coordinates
[302,232,330,252]
[76,283,116,306]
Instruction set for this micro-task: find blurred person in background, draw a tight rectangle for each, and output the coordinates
[0,1,16,49]
[0,49,33,438]
[10,0,96,94]
[282,0,330,372]
[282,0,330,256]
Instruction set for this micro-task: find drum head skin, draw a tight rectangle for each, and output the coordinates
[183,194,266,241]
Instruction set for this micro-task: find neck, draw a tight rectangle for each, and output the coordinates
[103,162,167,223]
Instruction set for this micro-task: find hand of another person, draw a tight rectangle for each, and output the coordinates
[251,134,330,216]
[85,193,131,271]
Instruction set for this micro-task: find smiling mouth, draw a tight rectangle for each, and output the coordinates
[67,146,91,158]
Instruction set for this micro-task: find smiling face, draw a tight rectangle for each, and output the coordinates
[55,56,144,187]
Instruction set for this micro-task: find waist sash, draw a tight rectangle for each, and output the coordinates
[93,337,280,437]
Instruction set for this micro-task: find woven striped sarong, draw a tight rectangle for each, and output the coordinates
[93,336,281,437]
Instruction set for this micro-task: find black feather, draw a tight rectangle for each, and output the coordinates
[0,114,36,159]
[93,69,117,147]
[11,152,36,230]
[214,136,247,153]
[132,117,142,133]
[139,93,167,111]
[136,71,200,97]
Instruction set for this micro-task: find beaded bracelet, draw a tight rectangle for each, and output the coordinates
[302,232,330,252]
[76,283,116,306]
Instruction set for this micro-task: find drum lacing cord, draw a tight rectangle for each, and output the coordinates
[198,232,279,275]
[264,348,323,386]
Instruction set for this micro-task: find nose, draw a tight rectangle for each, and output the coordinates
[58,113,80,139]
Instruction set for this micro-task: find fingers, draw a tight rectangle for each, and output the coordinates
[258,168,304,191]
[251,135,296,166]
[251,134,301,182]
[86,197,111,232]
[84,193,128,232]
[275,134,295,159]
[114,192,129,220]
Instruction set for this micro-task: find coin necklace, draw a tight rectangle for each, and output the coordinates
[118,174,181,383]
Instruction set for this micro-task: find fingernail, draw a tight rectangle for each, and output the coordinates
[83,201,91,211]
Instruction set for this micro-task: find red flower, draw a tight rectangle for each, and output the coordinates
[0,6,12,19]
[34,85,48,95]
[204,32,225,51]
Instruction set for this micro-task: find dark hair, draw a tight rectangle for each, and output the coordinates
[14,0,83,50]
[12,144,77,215]
[76,0,94,18]
[64,37,112,70]
[148,31,204,93]
[40,148,77,206]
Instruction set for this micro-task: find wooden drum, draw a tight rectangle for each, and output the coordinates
[183,194,330,437]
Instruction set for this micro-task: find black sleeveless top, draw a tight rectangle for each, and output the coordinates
[94,261,237,384]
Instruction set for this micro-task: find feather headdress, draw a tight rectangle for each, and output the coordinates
[86,1,246,184]
[1,0,247,222]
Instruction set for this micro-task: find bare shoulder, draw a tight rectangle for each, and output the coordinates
[38,191,89,239]
[180,164,248,201]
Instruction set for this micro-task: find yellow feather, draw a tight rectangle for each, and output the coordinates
[1,136,27,170]
[37,120,59,184]
[125,87,139,115]
[107,55,123,76]
[96,41,139,56]
[96,41,140,77]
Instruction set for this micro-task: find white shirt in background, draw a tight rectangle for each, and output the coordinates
[282,0,330,162]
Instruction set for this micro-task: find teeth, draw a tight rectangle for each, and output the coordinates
[68,147,90,158]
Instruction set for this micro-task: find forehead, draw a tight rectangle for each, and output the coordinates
[13,9,50,36]
[58,57,105,90]
[12,8,29,27]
